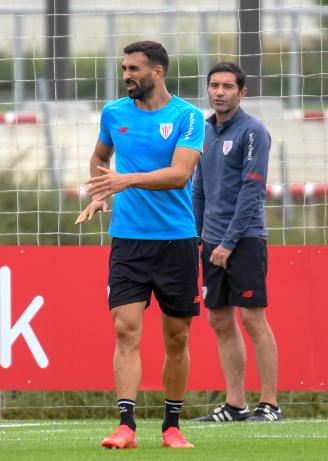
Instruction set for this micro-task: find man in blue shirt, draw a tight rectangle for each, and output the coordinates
[76,41,204,448]
[192,62,282,423]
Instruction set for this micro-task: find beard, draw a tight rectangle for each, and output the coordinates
[125,75,155,101]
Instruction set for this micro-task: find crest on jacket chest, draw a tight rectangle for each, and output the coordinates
[223,140,233,155]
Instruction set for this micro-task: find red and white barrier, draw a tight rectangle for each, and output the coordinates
[0,109,326,125]
[303,111,325,121]
[267,183,328,198]
[0,112,38,124]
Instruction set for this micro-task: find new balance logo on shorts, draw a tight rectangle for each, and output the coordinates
[242,290,253,298]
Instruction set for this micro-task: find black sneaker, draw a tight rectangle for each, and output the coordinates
[248,403,282,422]
[193,404,250,423]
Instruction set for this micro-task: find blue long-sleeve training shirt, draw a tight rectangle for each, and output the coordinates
[192,107,270,251]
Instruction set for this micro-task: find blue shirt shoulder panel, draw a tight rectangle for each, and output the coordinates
[98,97,130,147]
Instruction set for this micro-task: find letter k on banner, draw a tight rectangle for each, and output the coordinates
[0,266,48,368]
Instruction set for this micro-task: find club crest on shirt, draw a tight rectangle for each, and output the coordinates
[160,123,173,140]
[223,140,233,155]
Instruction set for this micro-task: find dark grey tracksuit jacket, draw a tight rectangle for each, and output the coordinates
[192,107,270,251]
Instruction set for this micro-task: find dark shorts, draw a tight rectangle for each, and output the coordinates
[108,237,200,318]
[201,237,268,309]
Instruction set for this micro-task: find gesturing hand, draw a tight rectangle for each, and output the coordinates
[75,198,109,225]
[86,166,132,200]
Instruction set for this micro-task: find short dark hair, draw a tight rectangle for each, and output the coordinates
[123,41,169,74]
[207,62,246,90]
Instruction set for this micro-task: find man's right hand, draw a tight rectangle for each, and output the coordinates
[74,199,109,225]
[209,244,232,269]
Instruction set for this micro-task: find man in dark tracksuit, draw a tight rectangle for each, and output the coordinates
[192,62,282,422]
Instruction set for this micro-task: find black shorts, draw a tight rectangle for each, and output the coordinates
[201,237,267,309]
[108,237,200,318]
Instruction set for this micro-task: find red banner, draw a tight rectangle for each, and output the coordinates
[0,245,327,391]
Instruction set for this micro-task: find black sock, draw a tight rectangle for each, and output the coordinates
[117,399,136,431]
[259,401,279,411]
[162,399,183,432]
[225,402,247,412]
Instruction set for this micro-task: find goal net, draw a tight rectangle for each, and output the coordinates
[0,0,327,246]
[0,0,327,419]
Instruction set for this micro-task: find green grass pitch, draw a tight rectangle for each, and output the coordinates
[0,419,327,461]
